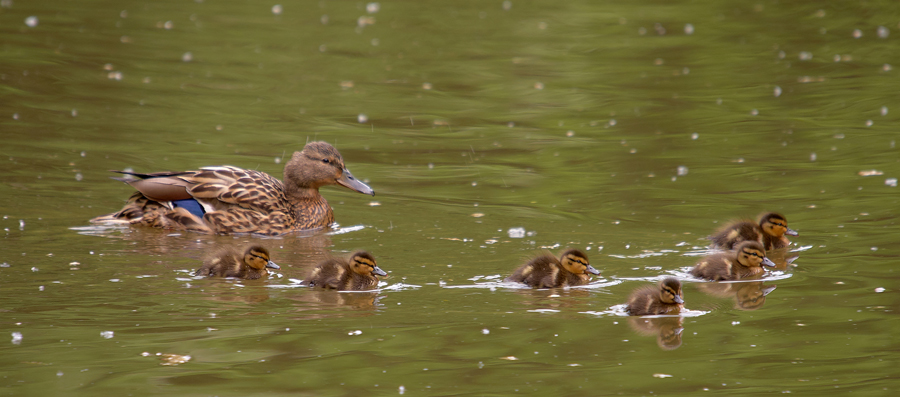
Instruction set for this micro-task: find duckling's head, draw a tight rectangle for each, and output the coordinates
[283,141,374,196]
[559,249,600,275]
[349,251,387,277]
[658,277,684,304]
[243,245,280,271]
[734,241,776,268]
[758,212,798,238]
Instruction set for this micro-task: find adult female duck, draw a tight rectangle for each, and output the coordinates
[91,141,374,235]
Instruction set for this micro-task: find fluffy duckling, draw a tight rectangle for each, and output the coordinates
[305,251,387,291]
[505,248,599,288]
[690,241,776,281]
[195,245,280,280]
[625,277,685,316]
[710,212,798,251]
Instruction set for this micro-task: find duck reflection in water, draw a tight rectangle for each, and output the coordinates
[695,281,777,311]
[627,316,685,350]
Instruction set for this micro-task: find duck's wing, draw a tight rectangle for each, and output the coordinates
[183,166,287,214]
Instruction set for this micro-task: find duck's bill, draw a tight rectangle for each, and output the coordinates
[585,265,601,275]
[266,261,280,270]
[785,228,799,236]
[762,257,776,267]
[673,295,685,304]
[337,168,375,196]
[372,265,388,277]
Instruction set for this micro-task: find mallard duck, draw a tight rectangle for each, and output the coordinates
[625,277,684,316]
[709,212,798,251]
[690,241,776,281]
[91,141,374,235]
[305,251,387,291]
[195,245,280,280]
[504,248,599,288]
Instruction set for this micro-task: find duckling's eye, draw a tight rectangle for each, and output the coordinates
[321,158,330,164]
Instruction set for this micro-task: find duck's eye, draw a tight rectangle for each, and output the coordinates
[321,158,330,164]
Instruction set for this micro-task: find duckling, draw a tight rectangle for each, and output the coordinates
[305,251,387,291]
[690,241,776,281]
[91,141,374,235]
[505,249,599,288]
[195,245,280,280]
[625,277,685,316]
[710,212,798,251]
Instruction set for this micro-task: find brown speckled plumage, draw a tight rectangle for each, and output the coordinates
[625,277,684,316]
[195,245,279,280]
[305,251,387,291]
[91,141,374,235]
[710,212,798,251]
[690,241,775,281]
[505,248,600,288]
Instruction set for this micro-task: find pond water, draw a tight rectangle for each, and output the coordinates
[1,0,898,395]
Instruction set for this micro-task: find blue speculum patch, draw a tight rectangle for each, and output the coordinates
[172,199,205,218]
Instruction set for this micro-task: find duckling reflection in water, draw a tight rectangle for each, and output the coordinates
[304,251,387,291]
[195,245,279,280]
[627,316,685,350]
[505,248,599,288]
[695,281,777,311]
[690,241,775,281]
[710,212,798,251]
[625,277,684,316]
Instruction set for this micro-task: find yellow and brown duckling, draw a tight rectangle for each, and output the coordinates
[505,248,599,288]
[91,141,374,235]
[304,251,387,291]
[625,277,685,316]
[690,241,776,281]
[710,212,798,251]
[195,245,280,280]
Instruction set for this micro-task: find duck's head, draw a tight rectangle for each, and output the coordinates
[734,241,776,268]
[243,245,280,271]
[349,251,387,277]
[658,277,684,304]
[283,141,374,196]
[758,212,798,238]
[559,248,600,275]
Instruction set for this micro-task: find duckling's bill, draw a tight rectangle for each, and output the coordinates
[785,227,799,236]
[586,265,601,275]
[266,260,280,270]
[338,169,374,196]
[673,295,684,304]
[762,257,776,267]
[373,265,387,277]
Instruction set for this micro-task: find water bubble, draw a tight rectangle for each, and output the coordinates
[774,86,782,97]
[881,106,888,116]
[852,29,862,38]
[101,331,114,339]
[799,52,812,61]
[886,178,897,187]
[422,82,432,90]
[875,287,886,293]
[566,130,575,137]
[508,227,526,238]
[366,2,380,13]
[877,26,889,38]
[25,16,38,27]
[358,114,368,123]
[320,15,328,24]
[810,153,817,161]
[534,82,544,90]
[865,120,873,127]
[750,109,759,116]
[11,332,22,345]
[482,328,490,335]
[182,52,193,62]
[164,21,174,30]
[502,0,511,11]
[107,71,123,80]
[677,166,688,176]
[272,4,282,15]
[684,23,694,35]
[75,173,83,181]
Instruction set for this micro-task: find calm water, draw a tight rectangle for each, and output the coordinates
[2,0,898,395]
